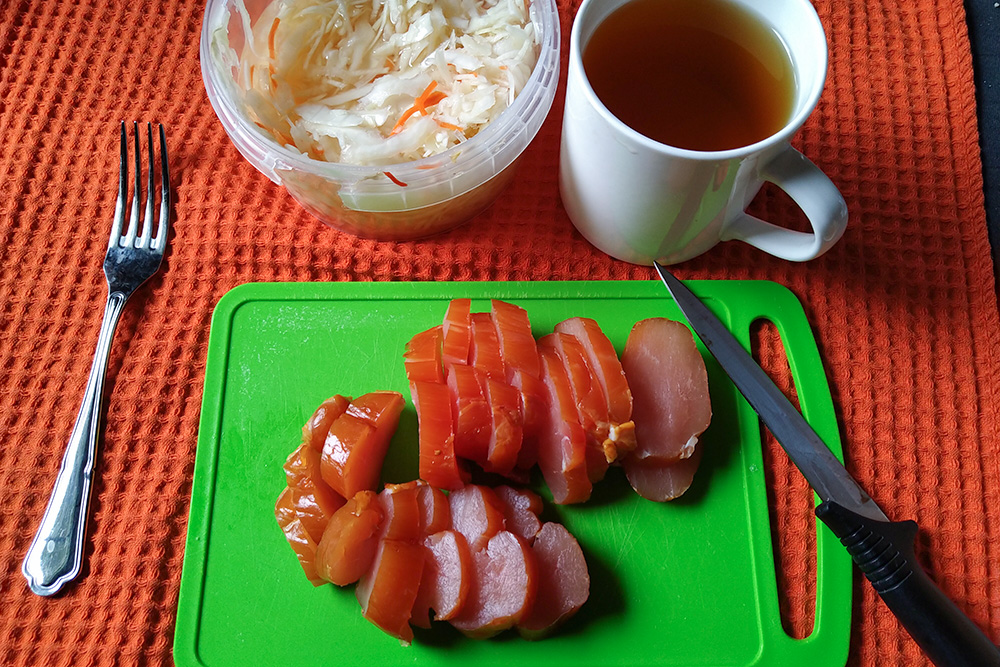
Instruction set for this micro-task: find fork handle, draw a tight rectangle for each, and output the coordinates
[22,291,127,596]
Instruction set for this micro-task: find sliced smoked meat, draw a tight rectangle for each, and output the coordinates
[554,317,633,426]
[283,442,346,543]
[441,298,473,366]
[275,487,324,586]
[494,485,542,544]
[469,312,505,379]
[302,394,350,452]
[542,333,611,482]
[536,343,592,504]
[404,325,444,384]
[377,481,422,542]
[411,530,474,628]
[621,318,711,465]
[479,375,523,476]
[448,484,507,552]
[449,531,538,638]
[416,482,451,536]
[445,363,492,465]
[412,379,469,491]
[320,392,404,498]
[623,443,704,501]
[518,522,590,639]
[356,539,427,644]
[314,490,384,586]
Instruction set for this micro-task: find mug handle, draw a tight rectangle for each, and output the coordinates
[721,147,848,261]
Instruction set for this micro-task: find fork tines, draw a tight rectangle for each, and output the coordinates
[111,122,170,253]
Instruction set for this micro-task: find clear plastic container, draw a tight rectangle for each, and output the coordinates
[200,0,560,240]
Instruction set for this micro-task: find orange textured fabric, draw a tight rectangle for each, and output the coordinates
[0,0,997,665]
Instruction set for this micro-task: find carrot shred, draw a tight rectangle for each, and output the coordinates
[390,81,447,135]
[268,18,280,60]
[384,171,408,187]
[435,120,462,132]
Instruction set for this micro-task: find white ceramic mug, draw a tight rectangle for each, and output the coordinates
[559,0,848,265]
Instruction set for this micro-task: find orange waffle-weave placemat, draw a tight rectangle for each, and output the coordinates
[0,0,997,665]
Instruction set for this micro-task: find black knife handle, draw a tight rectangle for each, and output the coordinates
[816,501,1000,667]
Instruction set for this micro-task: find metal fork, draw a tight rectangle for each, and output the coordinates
[22,122,171,596]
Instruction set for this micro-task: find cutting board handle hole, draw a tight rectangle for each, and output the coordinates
[751,318,819,640]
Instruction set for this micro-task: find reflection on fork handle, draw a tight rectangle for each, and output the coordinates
[22,291,127,596]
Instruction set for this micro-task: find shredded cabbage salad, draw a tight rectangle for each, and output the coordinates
[225,0,540,167]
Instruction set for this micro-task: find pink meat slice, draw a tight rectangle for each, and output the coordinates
[554,317,633,425]
[536,342,592,504]
[518,522,590,639]
[416,482,451,536]
[411,530,474,628]
[621,318,712,464]
[623,443,704,501]
[494,485,543,543]
[542,333,611,482]
[448,484,507,552]
[449,531,538,638]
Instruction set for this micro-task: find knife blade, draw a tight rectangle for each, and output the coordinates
[653,262,1000,667]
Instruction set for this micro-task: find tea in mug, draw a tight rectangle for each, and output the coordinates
[583,0,796,152]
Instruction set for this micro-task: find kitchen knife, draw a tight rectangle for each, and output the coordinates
[653,261,1000,667]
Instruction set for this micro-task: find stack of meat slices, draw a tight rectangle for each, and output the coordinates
[405,299,643,503]
[274,392,404,585]
[619,319,713,501]
[405,300,712,504]
[315,482,589,644]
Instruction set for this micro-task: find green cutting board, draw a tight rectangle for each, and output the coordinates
[174,280,851,667]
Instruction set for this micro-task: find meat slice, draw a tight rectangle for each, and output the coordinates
[404,326,444,384]
[536,343,592,504]
[274,487,323,586]
[315,490,385,586]
[494,485,542,544]
[554,317,634,426]
[512,370,546,469]
[490,300,541,379]
[623,444,704,501]
[356,539,427,644]
[412,380,469,491]
[345,391,405,431]
[469,312,505,378]
[518,522,590,638]
[448,484,507,552]
[449,531,538,638]
[302,394,350,452]
[490,300,545,438]
[442,298,473,366]
[377,482,422,542]
[479,375,523,475]
[542,333,611,482]
[283,443,346,542]
[416,482,451,536]
[411,530,474,628]
[320,412,375,497]
[445,363,491,465]
[320,392,404,499]
[621,318,712,464]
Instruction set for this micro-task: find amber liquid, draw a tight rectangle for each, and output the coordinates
[583,0,796,152]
